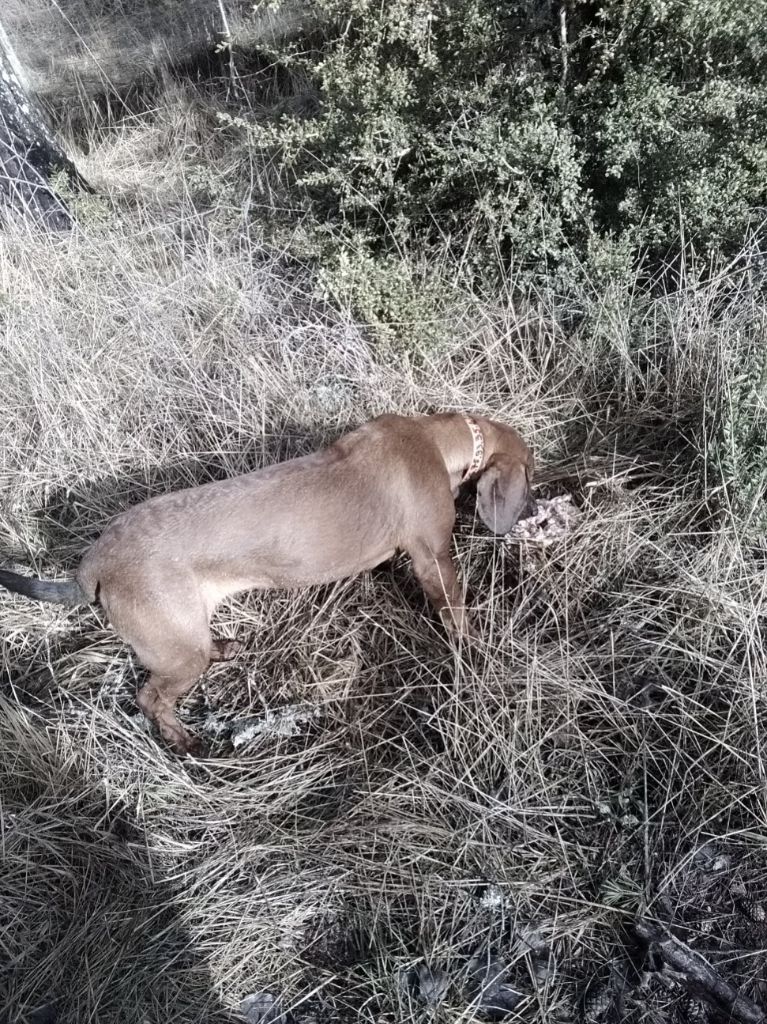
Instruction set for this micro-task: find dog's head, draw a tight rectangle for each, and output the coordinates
[475,421,534,535]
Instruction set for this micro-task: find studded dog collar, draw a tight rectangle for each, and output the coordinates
[462,417,486,482]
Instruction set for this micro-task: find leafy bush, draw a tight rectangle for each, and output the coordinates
[718,309,767,539]
[244,0,767,287]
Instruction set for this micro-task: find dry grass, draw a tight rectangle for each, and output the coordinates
[1,83,767,1024]
[4,0,313,101]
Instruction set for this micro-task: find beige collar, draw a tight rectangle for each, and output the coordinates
[462,417,485,482]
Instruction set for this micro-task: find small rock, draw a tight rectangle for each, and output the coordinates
[710,854,731,872]
[730,878,747,897]
[416,964,450,1006]
[467,953,525,1019]
[692,844,717,868]
[397,964,450,1007]
[26,1004,57,1024]
[481,984,525,1020]
[240,991,293,1024]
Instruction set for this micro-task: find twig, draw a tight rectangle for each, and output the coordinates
[533,454,655,489]
[634,920,766,1024]
[559,2,569,105]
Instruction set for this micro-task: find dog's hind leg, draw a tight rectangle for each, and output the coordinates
[134,674,197,754]
[135,664,209,755]
[103,576,214,755]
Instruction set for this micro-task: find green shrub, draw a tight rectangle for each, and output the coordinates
[242,0,767,285]
[718,322,767,538]
[235,0,767,529]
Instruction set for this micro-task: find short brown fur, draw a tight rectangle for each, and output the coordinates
[15,413,534,753]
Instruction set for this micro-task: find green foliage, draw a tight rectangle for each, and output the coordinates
[315,247,457,353]
[719,328,767,538]
[580,1,767,253]
[49,170,114,230]
[241,0,767,502]
[248,0,586,283]
[245,0,767,278]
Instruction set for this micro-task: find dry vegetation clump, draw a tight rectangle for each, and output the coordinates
[3,0,313,101]
[1,87,767,1024]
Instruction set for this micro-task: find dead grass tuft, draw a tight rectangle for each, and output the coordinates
[1,85,766,1024]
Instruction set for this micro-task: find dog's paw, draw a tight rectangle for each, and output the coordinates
[184,734,209,758]
[210,638,245,662]
[442,606,479,642]
[463,623,480,643]
[163,728,208,758]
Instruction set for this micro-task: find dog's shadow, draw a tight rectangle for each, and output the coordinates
[0,698,237,1023]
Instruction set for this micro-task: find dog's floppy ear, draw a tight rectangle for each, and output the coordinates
[476,454,531,534]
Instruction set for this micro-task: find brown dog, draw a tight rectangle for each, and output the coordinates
[0,413,533,754]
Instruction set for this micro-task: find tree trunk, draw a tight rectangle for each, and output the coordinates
[0,20,88,230]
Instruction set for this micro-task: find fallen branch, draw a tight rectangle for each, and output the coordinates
[533,453,656,490]
[634,920,766,1024]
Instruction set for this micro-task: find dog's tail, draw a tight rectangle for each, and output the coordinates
[0,568,87,606]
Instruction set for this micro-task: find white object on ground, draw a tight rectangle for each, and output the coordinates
[231,704,321,748]
[505,494,580,547]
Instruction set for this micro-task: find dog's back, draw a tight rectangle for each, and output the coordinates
[76,418,424,601]
[2,411,533,754]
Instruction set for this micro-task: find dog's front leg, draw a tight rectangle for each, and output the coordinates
[408,541,477,640]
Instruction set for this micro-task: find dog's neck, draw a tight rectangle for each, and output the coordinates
[426,414,487,489]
